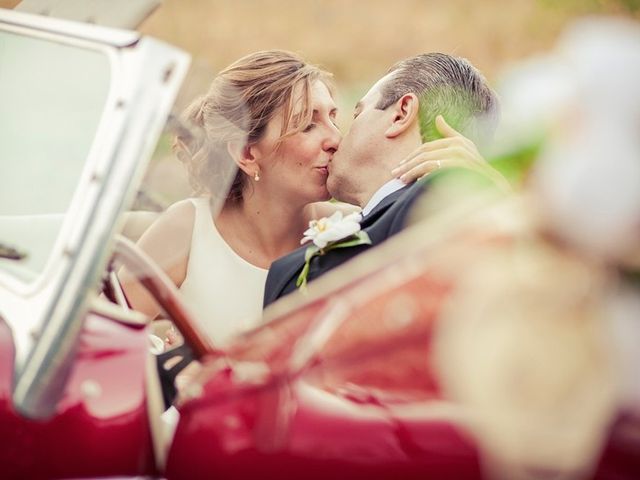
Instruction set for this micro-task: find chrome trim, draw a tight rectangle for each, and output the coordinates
[14,0,161,30]
[0,7,140,46]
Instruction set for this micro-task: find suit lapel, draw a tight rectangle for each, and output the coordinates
[264,246,307,306]
[360,185,411,228]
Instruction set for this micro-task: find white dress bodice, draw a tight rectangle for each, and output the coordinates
[179,197,268,346]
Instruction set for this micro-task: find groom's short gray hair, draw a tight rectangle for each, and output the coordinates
[376,53,499,148]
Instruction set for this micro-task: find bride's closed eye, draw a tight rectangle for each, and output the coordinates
[303,123,316,133]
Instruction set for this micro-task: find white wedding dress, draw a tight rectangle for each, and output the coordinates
[178,197,268,346]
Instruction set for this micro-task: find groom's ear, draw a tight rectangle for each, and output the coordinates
[227,140,257,175]
[384,93,419,139]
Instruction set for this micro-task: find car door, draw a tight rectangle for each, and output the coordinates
[0,7,188,421]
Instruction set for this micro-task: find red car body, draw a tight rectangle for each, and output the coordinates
[3,234,639,479]
[0,313,156,479]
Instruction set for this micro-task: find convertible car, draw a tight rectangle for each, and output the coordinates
[1,6,639,480]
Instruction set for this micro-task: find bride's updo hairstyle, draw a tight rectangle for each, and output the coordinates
[174,50,332,202]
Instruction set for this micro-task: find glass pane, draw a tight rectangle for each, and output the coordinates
[0,31,111,282]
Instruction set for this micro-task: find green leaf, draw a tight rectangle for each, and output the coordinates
[357,231,371,244]
[324,232,372,252]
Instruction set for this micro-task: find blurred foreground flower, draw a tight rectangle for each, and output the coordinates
[429,16,640,479]
[499,16,640,263]
[434,224,618,478]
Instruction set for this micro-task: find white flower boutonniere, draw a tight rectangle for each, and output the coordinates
[296,211,371,289]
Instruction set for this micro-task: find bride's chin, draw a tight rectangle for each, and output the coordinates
[295,187,331,207]
[307,189,331,204]
[318,186,331,201]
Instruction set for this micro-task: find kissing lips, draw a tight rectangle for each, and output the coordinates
[314,166,328,176]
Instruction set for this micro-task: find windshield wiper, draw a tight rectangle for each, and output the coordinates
[0,243,27,260]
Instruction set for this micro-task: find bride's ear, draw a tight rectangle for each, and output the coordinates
[385,93,419,138]
[227,140,258,176]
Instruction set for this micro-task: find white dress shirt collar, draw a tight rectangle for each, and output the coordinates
[361,178,406,217]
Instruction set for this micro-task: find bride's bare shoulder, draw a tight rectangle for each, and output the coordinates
[134,198,199,276]
[148,198,197,236]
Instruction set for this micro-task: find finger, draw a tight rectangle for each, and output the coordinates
[392,150,447,176]
[396,137,466,167]
[435,115,462,138]
[411,143,483,167]
[447,145,484,165]
[400,157,492,183]
[435,116,480,153]
[393,144,477,177]
[398,160,443,183]
[400,153,495,182]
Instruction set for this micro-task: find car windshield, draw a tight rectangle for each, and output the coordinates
[0,31,110,283]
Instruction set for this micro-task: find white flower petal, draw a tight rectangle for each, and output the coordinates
[317,230,337,244]
[327,211,343,224]
[313,237,328,248]
[344,212,363,224]
[299,210,364,249]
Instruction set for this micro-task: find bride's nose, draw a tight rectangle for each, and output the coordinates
[323,123,342,153]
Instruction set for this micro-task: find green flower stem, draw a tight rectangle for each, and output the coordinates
[295,232,371,291]
[296,260,311,289]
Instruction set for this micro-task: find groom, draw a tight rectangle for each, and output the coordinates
[263,53,500,307]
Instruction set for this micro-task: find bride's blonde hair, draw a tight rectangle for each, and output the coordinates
[174,50,332,202]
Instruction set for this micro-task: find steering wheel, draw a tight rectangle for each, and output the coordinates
[105,234,220,407]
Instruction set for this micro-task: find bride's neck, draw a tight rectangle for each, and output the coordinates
[219,186,306,261]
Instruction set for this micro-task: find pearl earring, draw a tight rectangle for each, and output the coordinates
[254,170,260,182]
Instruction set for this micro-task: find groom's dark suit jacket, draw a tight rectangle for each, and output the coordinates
[263,180,428,307]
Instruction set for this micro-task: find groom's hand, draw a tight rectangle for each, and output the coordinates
[392,115,491,184]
